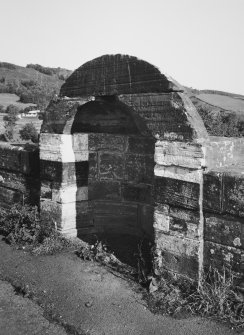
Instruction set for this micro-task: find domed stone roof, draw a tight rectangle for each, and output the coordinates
[60,54,181,97]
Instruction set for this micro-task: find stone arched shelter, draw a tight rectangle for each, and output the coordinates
[39,54,244,281]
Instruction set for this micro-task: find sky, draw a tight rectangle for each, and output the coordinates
[1,0,244,95]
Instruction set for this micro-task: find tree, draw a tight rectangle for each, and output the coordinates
[5,104,19,114]
[19,123,38,143]
[0,104,5,113]
[3,107,19,140]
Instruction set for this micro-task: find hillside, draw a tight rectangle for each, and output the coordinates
[0,93,35,109]
[0,62,72,108]
[185,88,244,137]
[0,60,243,138]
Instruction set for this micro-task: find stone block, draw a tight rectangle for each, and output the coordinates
[93,200,137,216]
[0,146,21,172]
[40,160,63,182]
[99,152,124,180]
[88,181,121,201]
[122,182,153,204]
[41,181,52,200]
[153,205,170,232]
[154,176,200,210]
[124,154,154,184]
[155,141,203,168]
[0,170,27,193]
[40,200,62,226]
[0,144,39,175]
[40,133,81,162]
[0,185,23,208]
[204,137,244,170]
[138,204,154,237]
[204,241,244,274]
[127,136,155,154]
[155,165,202,183]
[205,213,244,249]
[40,160,88,185]
[154,205,200,239]
[169,207,200,239]
[154,231,200,279]
[75,162,89,185]
[72,133,89,152]
[93,215,138,235]
[88,133,126,152]
[88,152,98,179]
[223,174,244,217]
[40,200,76,231]
[155,232,200,258]
[76,201,94,228]
[203,171,223,213]
[52,185,88,203]
[91,200,139,234]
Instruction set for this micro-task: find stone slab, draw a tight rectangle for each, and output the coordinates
[203,171,223,213]
[205,213,244,249]
[88,180,121,201]
[40,160,88,184]
[223,173,244,217]
[204,241,244,275]
[127,136,155,154]
[155,165,202,183]
[154,176,200,210]
[122,182,153,204]
[154,231,200,279]
[99,152,124,180]
[124,154,154,184]
[155,141,203,168]
[88,133,127,152]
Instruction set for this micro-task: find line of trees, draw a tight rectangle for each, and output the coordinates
[0,104,39,143]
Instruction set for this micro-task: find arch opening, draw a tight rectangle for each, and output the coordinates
[72,100,155,267]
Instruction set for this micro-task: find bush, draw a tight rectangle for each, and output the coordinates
[0,204,53,246]
[0,104,5,113]
[3,106,19,140]
[19,123,38,143]
[0,204,81,255]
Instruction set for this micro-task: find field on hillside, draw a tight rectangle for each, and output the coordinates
[0,113,42,142]
[0,93,35,109]
[196,93,244,113]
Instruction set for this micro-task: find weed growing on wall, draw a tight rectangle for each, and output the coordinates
[189,267,244,328]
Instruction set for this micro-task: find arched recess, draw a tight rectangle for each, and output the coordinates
[40,54,209,277]
[70,96,156,261]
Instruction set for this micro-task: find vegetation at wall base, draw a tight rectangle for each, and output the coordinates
[0,204,243,328]
[147,267,244,329]
[0,204,70,254]
[77,240,244,328]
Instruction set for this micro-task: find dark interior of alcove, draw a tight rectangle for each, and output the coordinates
[72,96,155,269]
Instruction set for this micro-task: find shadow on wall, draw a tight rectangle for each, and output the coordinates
[72,96,155,266]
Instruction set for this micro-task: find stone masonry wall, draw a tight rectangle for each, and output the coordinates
[0,143,40,208]
[153,140,204,280]
[203,169,244,279]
